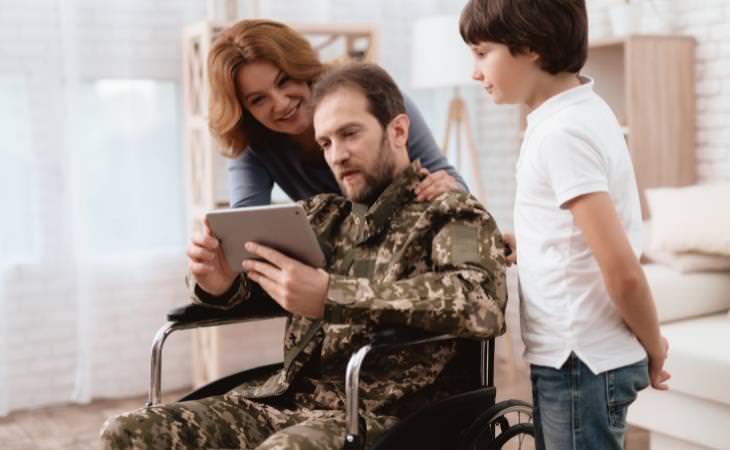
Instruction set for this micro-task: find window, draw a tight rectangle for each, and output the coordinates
[0,77,37,264]
[71,80,185,255]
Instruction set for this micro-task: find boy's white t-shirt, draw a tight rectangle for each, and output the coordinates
[515,76,646,375]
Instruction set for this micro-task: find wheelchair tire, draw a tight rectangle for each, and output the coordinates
[491,423,535,450]
[461,399,534,450]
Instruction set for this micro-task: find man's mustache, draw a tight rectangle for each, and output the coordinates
[335,165,362,181]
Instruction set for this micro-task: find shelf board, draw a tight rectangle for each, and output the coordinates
[589,36,627,49]
[589,34,696,50]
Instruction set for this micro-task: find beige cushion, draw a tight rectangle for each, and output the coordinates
[628,314,730,450]
[643,263,730,323]
[659,314,730,405]
[644,249,730,273]
[645,184,730,256]
[642,220,730,272]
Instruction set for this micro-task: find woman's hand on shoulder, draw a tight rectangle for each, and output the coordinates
[415,168,461,201]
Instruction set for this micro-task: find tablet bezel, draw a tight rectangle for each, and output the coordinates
[205,204,326,272]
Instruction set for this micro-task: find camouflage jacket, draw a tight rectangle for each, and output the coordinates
[190,161,507,417]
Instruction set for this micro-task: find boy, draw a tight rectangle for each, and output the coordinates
[459,0,670,449]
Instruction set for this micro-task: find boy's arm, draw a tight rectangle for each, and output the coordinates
[566,192,670,390]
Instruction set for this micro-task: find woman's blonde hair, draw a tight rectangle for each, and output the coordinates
[208,19,326,158]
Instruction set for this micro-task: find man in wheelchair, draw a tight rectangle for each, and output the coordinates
[101,62,508,450]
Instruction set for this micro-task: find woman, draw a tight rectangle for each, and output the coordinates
[207,19,467,207]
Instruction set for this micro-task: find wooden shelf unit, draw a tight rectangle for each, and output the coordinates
[584,35,696,218]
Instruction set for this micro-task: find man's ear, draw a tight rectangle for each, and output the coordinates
[387,113,410,148]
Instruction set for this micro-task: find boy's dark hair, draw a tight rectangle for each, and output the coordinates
[311,62,405,130]
[459,0,588,75]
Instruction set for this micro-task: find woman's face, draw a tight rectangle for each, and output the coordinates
[237,60,312,136]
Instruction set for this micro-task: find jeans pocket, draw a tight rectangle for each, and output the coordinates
[605,359,649,429]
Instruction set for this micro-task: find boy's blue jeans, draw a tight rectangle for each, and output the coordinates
[530,353,649,450]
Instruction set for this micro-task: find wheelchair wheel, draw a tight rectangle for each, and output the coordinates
[491,423,535,450]
[462,399,535,450]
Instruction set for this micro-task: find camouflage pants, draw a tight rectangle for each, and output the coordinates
[100,389,397,450]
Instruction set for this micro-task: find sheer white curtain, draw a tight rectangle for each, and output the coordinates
[0,0,206,415]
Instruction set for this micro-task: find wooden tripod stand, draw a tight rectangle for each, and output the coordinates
[441,88,486,203]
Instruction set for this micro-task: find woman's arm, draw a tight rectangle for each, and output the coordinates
[227,148,275,207]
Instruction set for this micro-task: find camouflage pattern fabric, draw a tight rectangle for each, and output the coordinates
[101,160,507,449]
[102,390,397,450]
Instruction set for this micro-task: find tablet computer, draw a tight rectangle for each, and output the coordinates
[205,204,326,272]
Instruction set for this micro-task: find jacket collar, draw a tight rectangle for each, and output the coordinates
[349,160,424,243]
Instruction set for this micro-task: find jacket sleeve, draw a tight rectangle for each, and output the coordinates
[186,274,252,310]
[323,202,507,338]
[186,274,289,318]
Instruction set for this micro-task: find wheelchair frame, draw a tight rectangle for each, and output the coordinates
[147,303,534,450]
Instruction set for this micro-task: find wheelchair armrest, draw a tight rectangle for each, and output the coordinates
[147,300,286,407]
[167,300,286,324]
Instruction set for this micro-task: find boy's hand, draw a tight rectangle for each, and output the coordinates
[503,232,517,266]
[648,336,671,390]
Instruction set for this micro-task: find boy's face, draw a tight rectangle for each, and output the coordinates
[469,42,540,105]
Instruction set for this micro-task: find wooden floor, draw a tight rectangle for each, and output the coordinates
[0,389,187,450]
[0,364,648,449]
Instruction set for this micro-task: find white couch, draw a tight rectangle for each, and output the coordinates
[627,263,730,450]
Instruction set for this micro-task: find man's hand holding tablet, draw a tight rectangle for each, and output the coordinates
[187,204,328,318]
[242,241,329,319]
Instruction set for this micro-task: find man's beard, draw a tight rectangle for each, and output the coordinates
[339,135,395,205]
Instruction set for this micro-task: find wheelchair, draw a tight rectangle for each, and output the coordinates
[146,300,535,450]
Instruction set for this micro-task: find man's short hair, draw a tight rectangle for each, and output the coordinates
[311,62,405,129]
[459,0,588,75]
